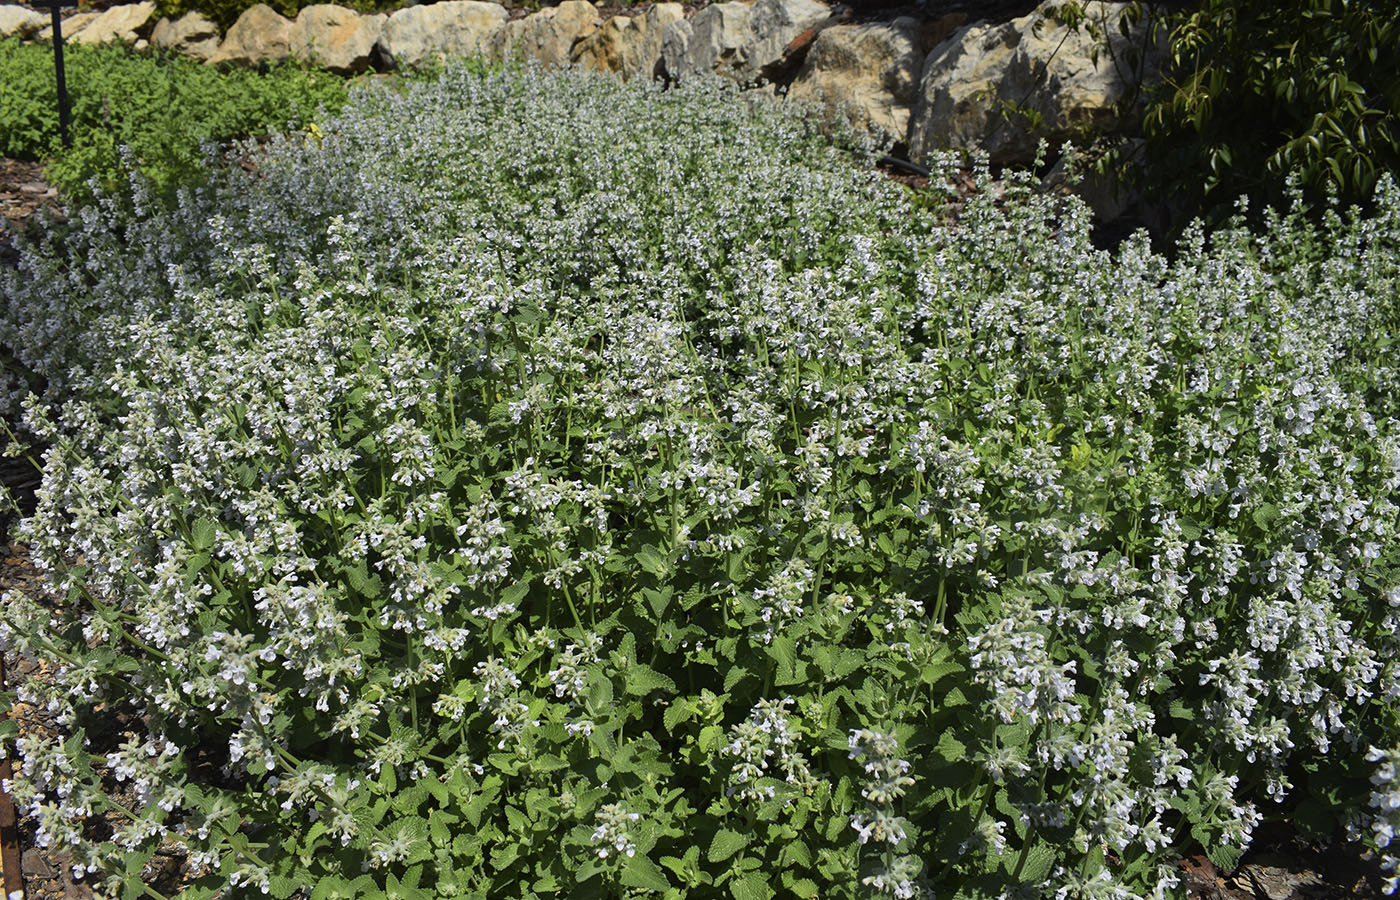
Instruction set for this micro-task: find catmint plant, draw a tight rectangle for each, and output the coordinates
[0,60,1398,900]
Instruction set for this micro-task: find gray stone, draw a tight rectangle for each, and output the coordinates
[742,0,828,80]
[375,0,506,68]
[663,0,828,84]
[70,1,156,44]
[487,0,599,69]
[290,4,385,73]
[788,17,923,140]
[909,0,1164,164]
[570,3,682,80]
[208,3,293,65]
[151,11,221,60]
[0,5,47,39]
[660,2,749,82]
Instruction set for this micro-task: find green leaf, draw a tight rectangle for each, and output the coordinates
[920,659,964,688]
[344,562,382,599]
[309,877,353,900]
[587,667,614,708]
[707,829,750,863]
[191,516,218,551]
[783,840,811,867]
[726,548,752,583]
[636,544,670,576]
[767,635,802,684]
[268,873,301,899]
[641,587,673,619]
[505,805,531,834]
[730,872,772,900]
[698,724,724,754]
[663,699,695,733]
[626,663,677,696]
[935,731,967,764]
[621,855,673,892]
[1206,841,1244,872]
[1017,841,1057,883]
[490,840,521,870]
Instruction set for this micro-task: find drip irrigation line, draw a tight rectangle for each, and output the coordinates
[877,156,932,178]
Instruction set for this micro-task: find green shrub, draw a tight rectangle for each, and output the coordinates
[1143,0,1400,227]
[3,65,1400,900]
[0,38,348,202]
[154,0,391,34]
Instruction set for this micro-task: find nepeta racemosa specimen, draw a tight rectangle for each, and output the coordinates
[1,61,1399,900]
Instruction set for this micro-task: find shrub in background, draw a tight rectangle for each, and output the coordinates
[2,64,1400,900]
[0,38,347,201]
[1142,0,1400,228]
[154,0,390,34]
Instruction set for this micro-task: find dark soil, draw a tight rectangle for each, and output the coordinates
[0,158,61,260]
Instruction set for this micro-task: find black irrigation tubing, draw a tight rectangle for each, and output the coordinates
[877,156,932,178]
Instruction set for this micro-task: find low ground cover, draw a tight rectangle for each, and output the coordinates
[0,37,347,201]
[1,63,1399,900]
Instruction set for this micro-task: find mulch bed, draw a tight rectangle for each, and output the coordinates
[0,158,61,265]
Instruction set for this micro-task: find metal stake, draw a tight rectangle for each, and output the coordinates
[42,0,78,149]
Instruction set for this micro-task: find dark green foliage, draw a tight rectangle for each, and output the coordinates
[154,0,389,34]
[1143,0,1400,227]
[0,38,348,201]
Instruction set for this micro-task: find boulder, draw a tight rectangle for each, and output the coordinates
[660,2,748,82]
[788,17,923,140]
[662,0,828,85]
[0,5,47,39]
[290,4,384,73]
[570,3,682,80]
[208,3,293,65]
[487,0,599,69]
[36,11,99,41]
[908,0,1164,164]
[70,2,156,45]
[151,11,221,61]
[375,0,506,68]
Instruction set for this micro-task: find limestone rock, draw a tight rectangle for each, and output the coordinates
[37,11,99,41]
[208,3,293,65]
[570,3,682,80]
[662,0,828,85]
[290,4,384,73]
[375,0,506,68]
[788,17,922,140]
[71,2,156,45]
[0,5,47,39]
[743,0,829,79]
[660,2,749,83]
[151,11,221,61]
[487,0,599,69]
[909,0,1164,164]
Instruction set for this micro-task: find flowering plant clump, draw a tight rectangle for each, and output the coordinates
[2,62,1400,900]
